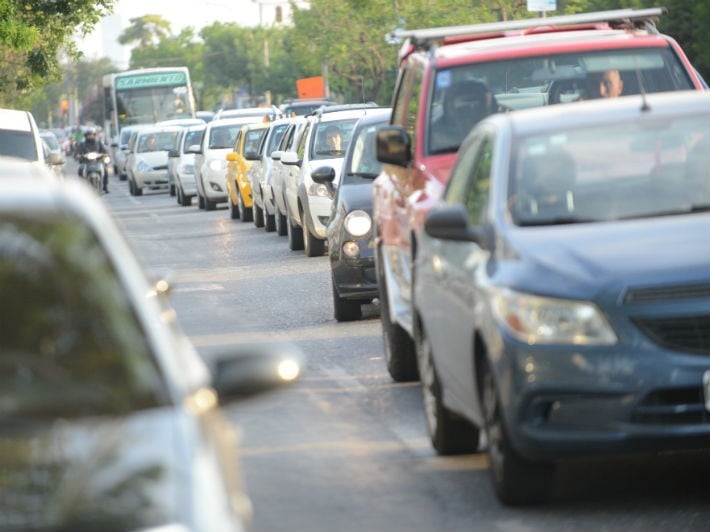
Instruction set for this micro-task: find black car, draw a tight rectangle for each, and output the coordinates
[317,108,391,321]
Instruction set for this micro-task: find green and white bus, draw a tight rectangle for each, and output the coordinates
[102,67,197,143]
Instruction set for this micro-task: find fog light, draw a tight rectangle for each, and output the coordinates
[210,182,223,192]
[342,241,360,258]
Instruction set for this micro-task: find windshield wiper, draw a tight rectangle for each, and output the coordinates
[517,216,592,227]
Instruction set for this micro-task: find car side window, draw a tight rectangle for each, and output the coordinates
[296,121,311,160]
[446,133,493,225]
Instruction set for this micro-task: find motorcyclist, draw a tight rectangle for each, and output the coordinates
[76,127,110,193]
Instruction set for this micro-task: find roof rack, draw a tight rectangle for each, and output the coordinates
[390,7,666,49]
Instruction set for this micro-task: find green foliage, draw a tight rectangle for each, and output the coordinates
[0,0,115,106]
[118,15,173,47]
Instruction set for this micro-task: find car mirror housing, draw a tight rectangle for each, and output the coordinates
[209,342,305,403]
[244,150,260,161]
[46,153,64,166]
[311,165,336,184]
[168,149,179,158]
[280,151,301,166]
[186,144,202,155]
[424,204,483,244]
[226,152,238,162]
[376,126,412,167]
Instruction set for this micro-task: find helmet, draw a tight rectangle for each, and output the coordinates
[84,127,97,138]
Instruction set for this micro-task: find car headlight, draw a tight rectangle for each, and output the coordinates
[208,159,226,172]
[308,182,332,198]
[489,287,617,345]
[137,160,152,173]
[343,210,371,238]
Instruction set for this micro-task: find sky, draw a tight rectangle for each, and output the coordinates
[77,0,265,68]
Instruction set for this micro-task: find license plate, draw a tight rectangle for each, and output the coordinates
[704,370,710,413]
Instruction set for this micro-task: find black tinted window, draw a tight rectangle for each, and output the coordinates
[0,130,36,161]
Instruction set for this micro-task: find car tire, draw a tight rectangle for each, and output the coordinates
[253,202,264,228]
[170,184,176,197]
[264,209,275,232]
[176,186,182,205]
[480,356,555,506]
[205,197,216,211]
[198,194,205,210]
[275,206,287,236]
[134,185,143,196]
[229,196,240,219]
[286,211,304,251]
[238,191,253,222]
[377,244,418,382]
[180,191,192,207]
[304,227,326,257]
[332,275,362,321]
[128,179,135,196]
[417,322,480,455]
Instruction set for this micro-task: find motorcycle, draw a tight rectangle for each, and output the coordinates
[78,152,110,193]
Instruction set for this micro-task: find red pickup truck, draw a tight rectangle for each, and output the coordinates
[373,8,706,382]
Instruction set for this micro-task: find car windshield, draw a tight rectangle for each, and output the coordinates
[0,217,170,418]
[209,125,240,149]
[508,113,710,226]
[310,118,358,160]
[183,129,204,152]
[40,133,60,151]
[138,131,179,153]
[344,122,385,182]
[428,47,694,155]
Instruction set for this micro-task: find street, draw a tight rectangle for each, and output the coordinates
[89,164,710,532]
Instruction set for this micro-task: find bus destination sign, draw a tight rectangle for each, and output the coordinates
[115,71,187,90]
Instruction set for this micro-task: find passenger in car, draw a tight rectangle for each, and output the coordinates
[586,70,625,99]
[430,79,495,152]
[515,148,577,219]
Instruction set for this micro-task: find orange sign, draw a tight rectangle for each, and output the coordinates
[296,76,326,99]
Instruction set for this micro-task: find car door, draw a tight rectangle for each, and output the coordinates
[285,119,312,225]
[428,130,494,412]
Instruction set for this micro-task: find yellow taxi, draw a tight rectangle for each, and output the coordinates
[225,122,269,221]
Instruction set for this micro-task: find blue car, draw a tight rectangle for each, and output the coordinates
[413,90,710,505]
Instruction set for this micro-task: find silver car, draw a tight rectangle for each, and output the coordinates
[0,159,303,530]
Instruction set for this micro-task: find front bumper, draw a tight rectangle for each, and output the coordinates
[330,240,377,300]
[201,169,227,202]
[306,196,333,239]
[177,173,197,195]
[135,169,168,188]
[494,331,710,461]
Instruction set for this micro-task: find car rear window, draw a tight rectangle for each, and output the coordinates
[0,130,37,161]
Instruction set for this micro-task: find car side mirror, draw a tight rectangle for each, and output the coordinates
[424,204,483,244]
[271,150,282,161]
[376,126,412,167]
[226,152,238,162]
[280,151,300,167]
[168,149,179,158]
[209,342,305,403]
[311,165,336,184]
[187,144,202,155]
[46,153,64,166]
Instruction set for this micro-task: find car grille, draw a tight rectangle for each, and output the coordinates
[631,386,709,424]
[631,315,710,355]
[624,282,710,303]
[153,165,168,171]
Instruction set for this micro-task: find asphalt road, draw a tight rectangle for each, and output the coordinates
[84,162,710,532]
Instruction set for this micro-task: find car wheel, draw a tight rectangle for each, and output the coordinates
[169,184,176,197]
[253,201,264,228]
[377,244,418,382]
[264,208,275,232]
[304,227,326,257]
[275,206,287,236]
[332,275,362,321]
[198,193,205,210]
[480,357,555,505]
[176,185,182,205]
[286,210,304,251]
[229,196,240,219]
[205,197,216,211]
[238,191,253,222]
[128,179,135,196]
[180,191,192,207]
[417,323,480,454]
[134,184,143,196]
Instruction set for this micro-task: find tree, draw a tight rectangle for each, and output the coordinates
[118,15,172,49]
[0,0,115,106]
